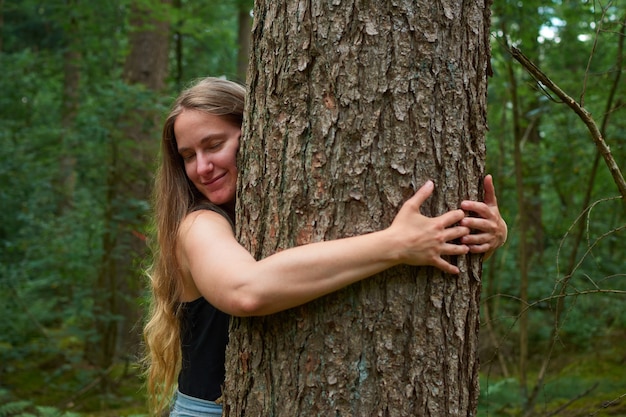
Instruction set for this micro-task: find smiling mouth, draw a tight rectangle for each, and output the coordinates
[203,173,226,186]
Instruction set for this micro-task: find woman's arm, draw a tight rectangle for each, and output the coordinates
[178,180,471,317]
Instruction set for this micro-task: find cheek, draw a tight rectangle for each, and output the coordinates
[184,162,197,181]
[224,147,239,175]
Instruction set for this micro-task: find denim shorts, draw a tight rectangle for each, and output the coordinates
[170,390,223,417]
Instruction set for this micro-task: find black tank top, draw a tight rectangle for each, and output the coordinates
[177,203,233,401]
[178,297,230,401]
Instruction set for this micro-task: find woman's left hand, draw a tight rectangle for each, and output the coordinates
[459,174,508,259]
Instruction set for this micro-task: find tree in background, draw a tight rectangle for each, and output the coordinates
[224,0,492,415]
[0,0,624,415]
[84,0,171,374]
[0,0,247,411]
[483,1,626,415]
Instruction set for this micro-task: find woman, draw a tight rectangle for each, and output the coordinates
[143,77,507,416]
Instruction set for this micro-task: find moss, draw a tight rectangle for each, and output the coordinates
[2,353,147,416]
[478,335,626,417]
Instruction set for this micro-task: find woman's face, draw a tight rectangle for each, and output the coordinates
[174,109,241,206]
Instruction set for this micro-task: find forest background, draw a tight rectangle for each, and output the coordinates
[0,0,624,416]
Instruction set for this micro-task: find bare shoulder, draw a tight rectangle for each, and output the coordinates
[177,210,237,302]
[178,209,238,259]
[178,209,236,270]
[179,209,234,239]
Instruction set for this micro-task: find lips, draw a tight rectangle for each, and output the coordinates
[197,172,235,205]
[203,172,226,187]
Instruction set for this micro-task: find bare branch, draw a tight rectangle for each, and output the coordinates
[509,46,626,202]
[589,391,626,416]
[581,1,613,106]
[543,382,599,417]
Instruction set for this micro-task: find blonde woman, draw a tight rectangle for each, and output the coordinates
[143,77,507,416]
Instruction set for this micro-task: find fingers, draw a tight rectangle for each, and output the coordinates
[461,232,496,252]
[443,225,471,244]
[460,215,493,233]
[460,213,503,249]
[407,180,434,208]
[457,175,507,257]
[428,225,470,275]
[460,218,507,255]
[466,243,491,254]
[483,174,498,207]
[400,180,498,273]
[432,242,470,274]
[399,177,506,268]
[460,200,492,219]
[439,207,467,226]
[460,174,499,214]
[434,259,461,275]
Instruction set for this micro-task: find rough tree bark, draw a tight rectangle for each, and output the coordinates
[225,1,492,415]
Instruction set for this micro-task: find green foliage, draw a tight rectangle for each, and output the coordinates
[483,0,625,414]
[479,377,520,415]
[167,0,245,85]
[0,0,623,414]
[0,389,82,417]
[0,0,245,412]
[479,343,626,416]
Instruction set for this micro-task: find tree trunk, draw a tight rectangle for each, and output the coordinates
[236,0,252,83]
[87,0,170,369]
[501,28,544,413]
[57,0,80,215]
[0,0,4,53]
[225,1,491,415]
[116,0,170,357]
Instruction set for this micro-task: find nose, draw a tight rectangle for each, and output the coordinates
[197,153,214,176]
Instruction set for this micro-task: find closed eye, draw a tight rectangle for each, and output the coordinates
[180,152,196,162]
[206,140,225,151]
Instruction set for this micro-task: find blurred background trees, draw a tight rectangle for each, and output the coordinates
[0,0,623,415]
[0,0,251,414]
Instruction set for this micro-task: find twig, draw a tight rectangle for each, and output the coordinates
[589,391,626,416]
[483,287,626,318]
[509,46,626,202]
[543,382,599,417]
[56,364,116,410]
[580,1,612,107]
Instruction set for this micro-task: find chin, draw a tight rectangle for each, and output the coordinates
[208,191,235,207]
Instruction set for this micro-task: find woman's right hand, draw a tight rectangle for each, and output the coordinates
[387,180,470,274]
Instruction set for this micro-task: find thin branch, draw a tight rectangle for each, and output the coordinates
[589,391,626,416]
[481,287,626,331]
[580,1,613,106]
[543,382,599,417]
[509,46,626,202]
[57,364,116,410]
[553,197,626,293]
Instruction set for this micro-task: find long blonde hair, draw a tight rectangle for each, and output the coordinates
[143,77,245,414]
